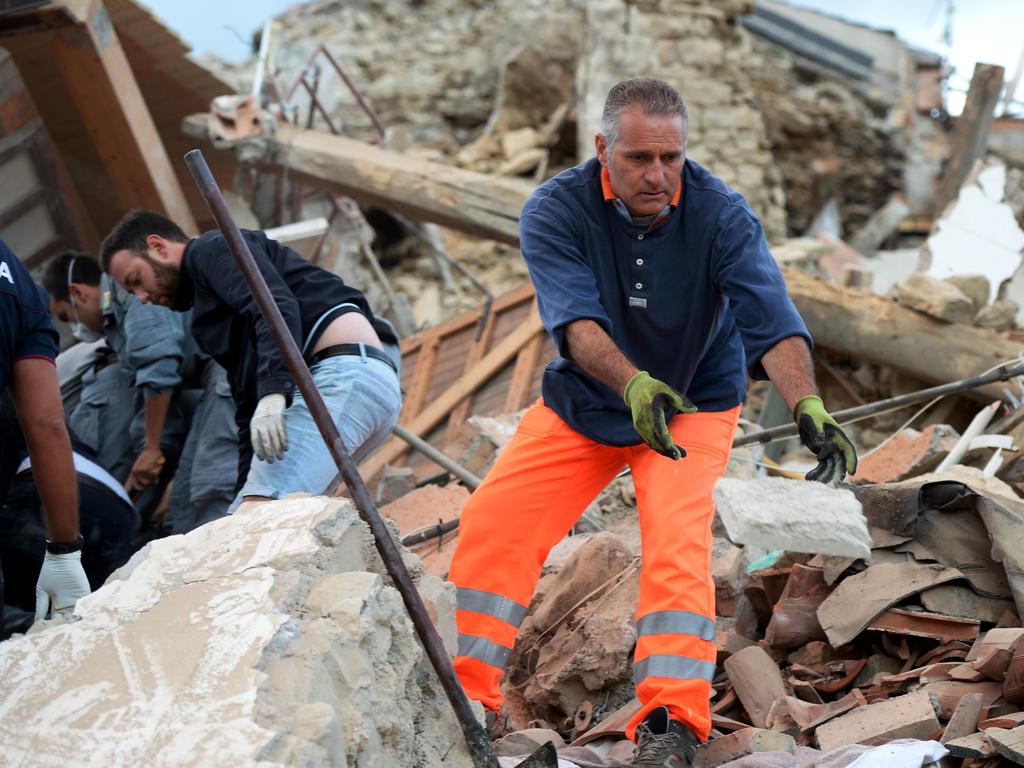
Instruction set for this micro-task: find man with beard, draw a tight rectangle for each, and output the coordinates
[99,210,402,508]
[42,252,238,533]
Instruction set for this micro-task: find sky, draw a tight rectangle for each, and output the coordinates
[146,0,1022,115]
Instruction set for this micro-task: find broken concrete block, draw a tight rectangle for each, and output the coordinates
[985,726,1024,763]
[712,537,744,616]
[814,691,941,752]
[945,730,995,758]
[816,562,963,647]
[920,680,1004,719]
[714,477,871,559]
[945,274,991,314]
[694,728,796,768]
[0,496,472,767]
[852,424,959,483]
[724,646,787,728]
[975,298,1020,330]
[375,463,417,505]
[892,272,976,324]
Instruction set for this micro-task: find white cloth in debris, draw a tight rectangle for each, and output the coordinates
[846,740,948,768]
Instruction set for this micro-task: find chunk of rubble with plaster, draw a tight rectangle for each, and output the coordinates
[714,477,872,559]
[0,495,472,767]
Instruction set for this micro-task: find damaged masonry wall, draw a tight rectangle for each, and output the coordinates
[0,497,471,768]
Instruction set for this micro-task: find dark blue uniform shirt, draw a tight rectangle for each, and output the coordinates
[520,157,811,446]
[0,240,59,395]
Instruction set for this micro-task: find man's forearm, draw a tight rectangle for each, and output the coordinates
[760,336,817,410]
[142,392,172,450]
[564,319,639,396]
[10,359,79,543]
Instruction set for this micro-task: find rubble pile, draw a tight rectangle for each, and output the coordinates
[0,497,472,767]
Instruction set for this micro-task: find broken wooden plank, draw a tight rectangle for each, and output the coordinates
[184,113,530,246]
[359,307,544,479]
[503,328,544,413]
[934,63,1007,214]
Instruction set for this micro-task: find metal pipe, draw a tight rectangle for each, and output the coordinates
[391,424,482,489]
[183,149,501,768]
[734,361,1024,448]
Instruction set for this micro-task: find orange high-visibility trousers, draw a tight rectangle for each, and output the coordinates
[449,399,741,742]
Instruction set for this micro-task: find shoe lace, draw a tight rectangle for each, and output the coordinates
[633,724,679,762]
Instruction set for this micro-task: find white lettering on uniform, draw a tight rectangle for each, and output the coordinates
[0,260,12,285]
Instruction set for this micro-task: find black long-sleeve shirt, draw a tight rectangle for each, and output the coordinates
[177,229,378,424]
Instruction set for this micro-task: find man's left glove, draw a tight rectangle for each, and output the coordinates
[35,550,90,620]
[794,395,858,485]
[251,393,288,463]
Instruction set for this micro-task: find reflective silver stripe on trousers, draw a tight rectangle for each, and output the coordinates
[634,654,717,684]
[637,610,715,641]
[457,633,513,669]
[456,587,528,627]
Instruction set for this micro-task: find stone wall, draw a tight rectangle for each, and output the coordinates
[747,33,907,237]
[576,0,788,242]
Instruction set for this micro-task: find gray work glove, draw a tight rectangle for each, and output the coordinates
[36,551,90,620]
[250,393,288,463]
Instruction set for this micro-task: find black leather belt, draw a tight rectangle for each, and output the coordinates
[308,343,398,373]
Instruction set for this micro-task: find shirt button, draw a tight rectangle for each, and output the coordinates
[636,258,644,266]
[635,282,643,290]
[637,234,645,241]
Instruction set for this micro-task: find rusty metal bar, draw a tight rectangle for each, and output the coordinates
[183,148,501,768]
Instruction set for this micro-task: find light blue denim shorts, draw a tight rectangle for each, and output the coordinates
[231,353,402,508]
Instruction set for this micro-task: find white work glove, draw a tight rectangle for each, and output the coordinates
[250,393,288,463]
[35,550,91,620]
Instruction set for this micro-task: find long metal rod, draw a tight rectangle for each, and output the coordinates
[392,424,482,489]
[184,149,500,768]
[735,360,1024,448]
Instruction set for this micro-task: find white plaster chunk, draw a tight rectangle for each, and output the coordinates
[925,162,1024,304]
[714,477,871,559]
[0,496,472,767]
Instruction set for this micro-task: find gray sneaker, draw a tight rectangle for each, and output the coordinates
[630,707,700,767]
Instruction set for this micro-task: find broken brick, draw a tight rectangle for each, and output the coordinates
[814,691,940,752]
[694,727,796,768]
[723,646,787,729]
[851,424,959,483]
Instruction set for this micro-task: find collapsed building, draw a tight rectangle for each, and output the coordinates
[4,0,1024,765]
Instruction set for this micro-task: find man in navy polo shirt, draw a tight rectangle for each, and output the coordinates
[448,78,857,766]
[0,240,90,632]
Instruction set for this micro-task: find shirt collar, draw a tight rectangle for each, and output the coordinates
[600,166,682,229]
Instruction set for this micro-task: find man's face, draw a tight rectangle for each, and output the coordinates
[50,284,102,333]
[108,247,182,310]
[596,109,686,218]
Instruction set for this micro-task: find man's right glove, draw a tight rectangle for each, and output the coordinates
[794,395,858,485]
[624,371,697,460]
[35,550,90,620]
[251,393,288,463]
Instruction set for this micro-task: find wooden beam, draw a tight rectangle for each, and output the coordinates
[52,0,196,232]
[403,335,441,422]
[444,314,498,445]
[783,266,1022,400]
[504,322,544,412]
[934,63,1006,214]
[358,307,544,480]
[184,114,528,246]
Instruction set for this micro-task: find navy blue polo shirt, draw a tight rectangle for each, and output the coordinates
[520,157,811,446]
[0,240,60,394]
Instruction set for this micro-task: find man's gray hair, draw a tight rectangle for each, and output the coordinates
[600,77,688,151]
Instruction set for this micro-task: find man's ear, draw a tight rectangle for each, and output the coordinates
[146,234,169,262]
[596,132,608,166]
[68,283,88,304]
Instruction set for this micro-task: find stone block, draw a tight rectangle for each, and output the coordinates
[945,274,991,313]
[0,496,472,766]
[375,464,417,505]
[814,691,941,752]
[852,424,960,483]
[714,477,871,559]
[975,298,1019,330]
[893,273,975,324]
[695,728,796,768]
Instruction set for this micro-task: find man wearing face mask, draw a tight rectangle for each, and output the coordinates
[42,252,239,533]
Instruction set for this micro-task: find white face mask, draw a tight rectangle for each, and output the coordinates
[67,258,103,344]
